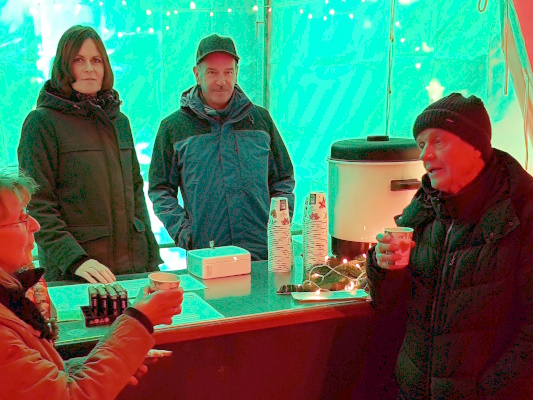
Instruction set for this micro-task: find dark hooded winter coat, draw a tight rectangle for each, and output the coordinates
[18,82,162,281]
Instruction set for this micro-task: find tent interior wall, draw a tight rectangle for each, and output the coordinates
[1,0,532,241]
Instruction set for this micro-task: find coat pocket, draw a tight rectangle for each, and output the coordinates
[132,218,150,270]
[60,142,102,153]
[57,142,107,198]
[133,218,145,232]
[235,130,270,191]
[69,225,110,265]
[69,225,110,242]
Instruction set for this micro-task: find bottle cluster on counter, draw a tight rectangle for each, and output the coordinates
[82,283,129,327]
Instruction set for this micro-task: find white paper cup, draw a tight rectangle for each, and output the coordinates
[269,197,290,225]
[384,227,414,269]
[307,192,327,213]
[149,272,181,291]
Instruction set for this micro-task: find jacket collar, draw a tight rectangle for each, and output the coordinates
[0,302,42,338]
[37,80,121,120]
[180,84,252,124]
[14,267,45,292]
[399,150,520,242]
[0,268,52,339]
[423,152,502,223]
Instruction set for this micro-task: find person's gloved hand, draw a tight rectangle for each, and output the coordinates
[74,259,116,284]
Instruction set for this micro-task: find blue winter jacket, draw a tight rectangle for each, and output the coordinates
[148,85,295,260]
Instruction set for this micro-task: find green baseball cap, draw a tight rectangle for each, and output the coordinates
[196,34,239,64]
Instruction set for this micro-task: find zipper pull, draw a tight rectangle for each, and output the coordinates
[449,253,456,267]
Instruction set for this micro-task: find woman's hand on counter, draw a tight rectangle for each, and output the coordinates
[74,259,116,284]
[134,286,184,326]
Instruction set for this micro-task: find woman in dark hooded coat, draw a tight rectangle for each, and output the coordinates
[18,25,162,283]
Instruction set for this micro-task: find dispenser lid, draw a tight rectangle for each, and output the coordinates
[330,136,421,162]
[187,245,250,259]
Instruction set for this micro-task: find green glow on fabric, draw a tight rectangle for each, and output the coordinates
[0,1,527,243]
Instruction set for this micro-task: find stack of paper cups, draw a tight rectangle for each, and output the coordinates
[268,197,292,272]
[302,191,328,272]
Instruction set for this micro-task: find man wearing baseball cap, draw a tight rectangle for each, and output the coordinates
[149,34,295,260]
[367,93,533,398]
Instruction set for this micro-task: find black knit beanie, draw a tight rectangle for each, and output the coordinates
[413,93,493,162]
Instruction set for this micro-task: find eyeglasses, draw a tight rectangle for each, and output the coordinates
[0,208,30,230]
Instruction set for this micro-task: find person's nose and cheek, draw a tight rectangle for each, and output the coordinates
[84,60,95,73]
[419,144,433,162]
[28,215,40,233]
[25,216,40,253]
[215,73,225,88]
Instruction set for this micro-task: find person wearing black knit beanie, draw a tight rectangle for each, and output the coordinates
[413,93,493,162]
[366,92,533,399]
[410,93,493,194]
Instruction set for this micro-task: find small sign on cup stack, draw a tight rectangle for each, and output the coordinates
[268,197,292,273]
[302,191,328,272]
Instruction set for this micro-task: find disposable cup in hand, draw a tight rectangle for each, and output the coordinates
[384,227,414,269]
[148,272,180,292]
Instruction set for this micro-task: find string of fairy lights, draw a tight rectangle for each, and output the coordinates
[28,0,429,46]
[31,0,383,23]
[28,0,462,102]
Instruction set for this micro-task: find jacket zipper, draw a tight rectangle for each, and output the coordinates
[92,104,134,268]
[426,220,455,398]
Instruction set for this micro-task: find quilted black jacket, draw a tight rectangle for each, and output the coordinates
[368,149,533,399]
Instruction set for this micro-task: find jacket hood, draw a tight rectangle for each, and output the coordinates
[180,84,252,123]
[398,150,510,228]
[36,80,121,120]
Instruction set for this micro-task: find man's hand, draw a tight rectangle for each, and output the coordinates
[74,259,116,284]
[375,232,415,270]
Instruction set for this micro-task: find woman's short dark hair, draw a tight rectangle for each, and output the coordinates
[50,25,114,97]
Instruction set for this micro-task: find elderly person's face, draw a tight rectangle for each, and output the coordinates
[0,189,40,273]
[193,52,238,110]
[71,38,105,96]
[416,128,485,194]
